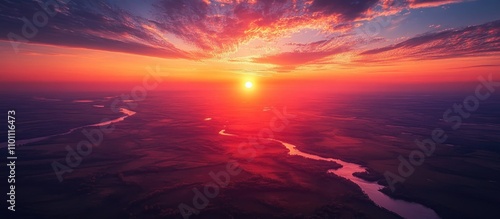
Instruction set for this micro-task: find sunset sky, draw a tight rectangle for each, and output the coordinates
[1,0,499,88]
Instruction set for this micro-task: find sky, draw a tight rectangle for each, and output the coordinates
[1,0,499,89]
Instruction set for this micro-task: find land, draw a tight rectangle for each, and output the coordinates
[3,90,500,218]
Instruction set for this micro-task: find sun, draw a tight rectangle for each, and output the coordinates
[245,81,253,89]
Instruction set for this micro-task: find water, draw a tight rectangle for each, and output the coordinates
[2,89,499,218]
[0,108,136,148]
[219,129,441,219]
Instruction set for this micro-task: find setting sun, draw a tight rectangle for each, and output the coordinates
[2,0,500,218]
[245,81,253,88]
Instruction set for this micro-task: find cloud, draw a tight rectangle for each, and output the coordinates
[377,0,466,16]
[408,0,466,8]
[0,0,480,63]
[309,0,379,20]
[152,0,380,55]
[252,37,353,71]
[1,0,384,58]
[253,48,348,66]
[380,0,466,8]
[0,0,194,59]
[358,20,500,62]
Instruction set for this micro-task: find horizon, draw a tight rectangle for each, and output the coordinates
[2,1,500,219]
[1,0,499,89]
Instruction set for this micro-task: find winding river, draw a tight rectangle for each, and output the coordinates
[0,108,136,148]
[219,129,440,219]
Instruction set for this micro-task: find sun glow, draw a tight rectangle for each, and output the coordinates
[245,81,253,88]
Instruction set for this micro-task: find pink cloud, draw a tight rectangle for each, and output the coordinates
[358,20,500,62]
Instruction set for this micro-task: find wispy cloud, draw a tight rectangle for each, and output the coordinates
[358,20,500,62]
[408,0,466,8]
[0,0,494,69]
[0,0,388,59]
[252,36,353,70]
[152,0,380,55]
[0,0,193,59]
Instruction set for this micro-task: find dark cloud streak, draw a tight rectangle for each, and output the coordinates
[359,20,500,62]
[0,0,192,59]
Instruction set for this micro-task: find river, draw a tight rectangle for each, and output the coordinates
[219,129,440,219]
